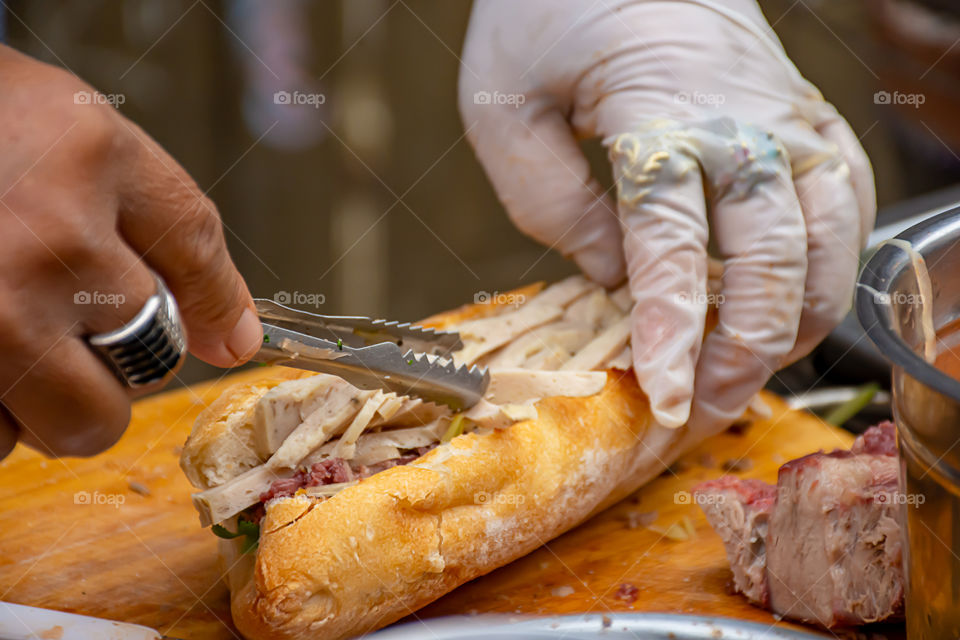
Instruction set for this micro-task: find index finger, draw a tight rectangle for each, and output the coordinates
[113,120,261,367]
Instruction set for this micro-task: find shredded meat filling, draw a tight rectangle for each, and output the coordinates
[260,446,435,502]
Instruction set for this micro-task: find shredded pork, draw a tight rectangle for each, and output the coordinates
[260,447,435,502]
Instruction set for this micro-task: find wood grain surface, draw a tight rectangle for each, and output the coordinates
[0,368,899,639]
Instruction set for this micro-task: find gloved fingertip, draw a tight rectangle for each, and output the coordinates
[574,246,626,288]
[648,394,692,429]
[633,364,693,428]
[685,388,749,441]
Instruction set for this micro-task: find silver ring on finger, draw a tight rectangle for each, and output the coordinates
[86,272,187,390]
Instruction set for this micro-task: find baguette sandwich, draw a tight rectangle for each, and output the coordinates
[179,275,741,639]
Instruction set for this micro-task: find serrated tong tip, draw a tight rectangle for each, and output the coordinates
[252,299,487,409]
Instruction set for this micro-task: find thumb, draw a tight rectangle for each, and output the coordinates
[460,93,625,287]
[114,120,261,367]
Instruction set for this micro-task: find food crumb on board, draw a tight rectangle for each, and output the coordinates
[661,460,690,476]
[550,585,575,597]
[624,510,658,529]
[127,480,151,496]
[614,582,639,604]
[698,453,716,468]
[647,516,695,541]
[602,614,612,628]
[726,421,750,436]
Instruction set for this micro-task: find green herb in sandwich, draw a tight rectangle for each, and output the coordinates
[441,413,468,443]
[212,517,260,554]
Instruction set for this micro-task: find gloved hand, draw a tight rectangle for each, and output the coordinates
[459,0,875,437]
[0,46,262,460]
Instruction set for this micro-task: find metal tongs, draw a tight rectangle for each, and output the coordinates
[252,299,489,410]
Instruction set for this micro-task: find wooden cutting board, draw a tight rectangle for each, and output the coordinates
[0,368,888,638]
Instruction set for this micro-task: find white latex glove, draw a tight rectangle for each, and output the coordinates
[459,0,875,437]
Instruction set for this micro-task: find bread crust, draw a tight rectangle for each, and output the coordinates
[187,286,689,639]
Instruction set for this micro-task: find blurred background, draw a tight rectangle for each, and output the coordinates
[3,0,960,386]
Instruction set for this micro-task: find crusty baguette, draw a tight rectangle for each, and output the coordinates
[185,285,692,640]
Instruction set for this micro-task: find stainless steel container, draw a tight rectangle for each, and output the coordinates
[857,208,960,638]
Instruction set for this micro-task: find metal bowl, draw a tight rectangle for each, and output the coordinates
[856,205,960,639]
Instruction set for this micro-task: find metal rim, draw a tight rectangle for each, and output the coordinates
[371,614,827,639]
[856,206,960,402]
